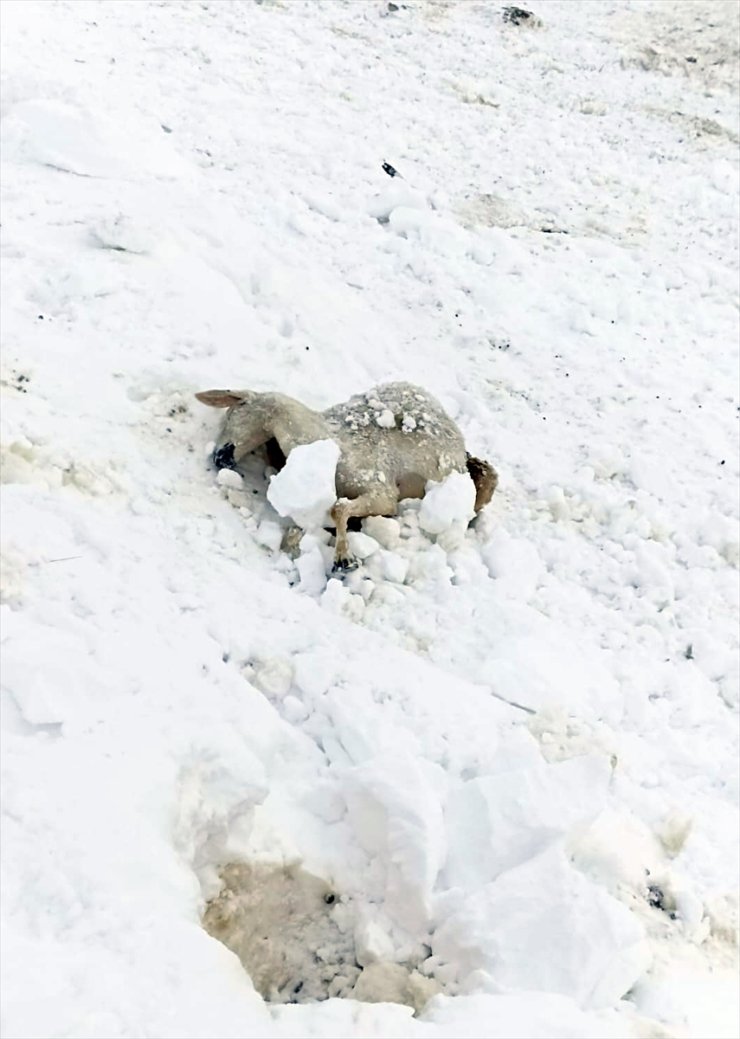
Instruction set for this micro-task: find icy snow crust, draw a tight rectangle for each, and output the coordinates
[1,1,738,1037]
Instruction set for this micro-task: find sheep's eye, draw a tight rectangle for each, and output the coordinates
[324,893,336,905]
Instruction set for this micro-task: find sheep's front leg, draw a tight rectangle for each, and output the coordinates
[331,487,399,573]
[280,524,304,559]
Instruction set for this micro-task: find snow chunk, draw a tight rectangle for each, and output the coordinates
[401,414,417,433]
[434,845,649,1009]
[267,440,340,529]
[354,916,395,967]
[363,516,401,549]
[444,755,612,890]
[255,519,283,553]
[376,409,396,429]
[91,212,162,255]
[576,808,658,880]
[367,182,429,222]
[352,963,440,1014]
[297,537,329,596]
[348,531,380,560]
[251,657,294,701]
[344,754,446,932]
[379,551,409,584]
[216,468,243,489]
[482,529,544,597]
[419,472,476,535]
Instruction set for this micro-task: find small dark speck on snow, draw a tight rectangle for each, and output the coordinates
[647,883,678,920]
[647,884,665,909]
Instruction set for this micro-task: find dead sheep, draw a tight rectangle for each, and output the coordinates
[196,381,497,571]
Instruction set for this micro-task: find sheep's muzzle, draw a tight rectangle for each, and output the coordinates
[213,443,236,469]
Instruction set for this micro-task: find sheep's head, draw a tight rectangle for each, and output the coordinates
[195,389,266,469]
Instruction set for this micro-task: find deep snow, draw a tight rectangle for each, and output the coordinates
[1,1,738,1038]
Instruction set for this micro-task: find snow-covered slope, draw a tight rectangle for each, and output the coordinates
[1,2,738,1037]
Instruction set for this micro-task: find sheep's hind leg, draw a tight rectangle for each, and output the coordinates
[331,488,399,574]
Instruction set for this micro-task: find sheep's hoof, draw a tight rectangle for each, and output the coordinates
[332,556,360,575]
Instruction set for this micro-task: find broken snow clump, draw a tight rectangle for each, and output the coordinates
[266,440,340,530]
[419,471,477,535]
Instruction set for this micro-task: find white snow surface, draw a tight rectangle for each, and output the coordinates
[267,439,341,530]
[1,1,738,1038]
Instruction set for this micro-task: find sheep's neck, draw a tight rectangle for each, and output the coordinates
[267,396,332,455]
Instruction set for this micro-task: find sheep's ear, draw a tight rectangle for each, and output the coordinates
[195,390,246,408]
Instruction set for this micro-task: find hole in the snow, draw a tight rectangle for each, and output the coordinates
[202,861,440,1011]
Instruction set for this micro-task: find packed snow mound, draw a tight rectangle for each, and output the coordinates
[418,471,477,534]
[266,440,340,530]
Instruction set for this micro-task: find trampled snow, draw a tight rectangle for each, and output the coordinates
[1,1,738,1038]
